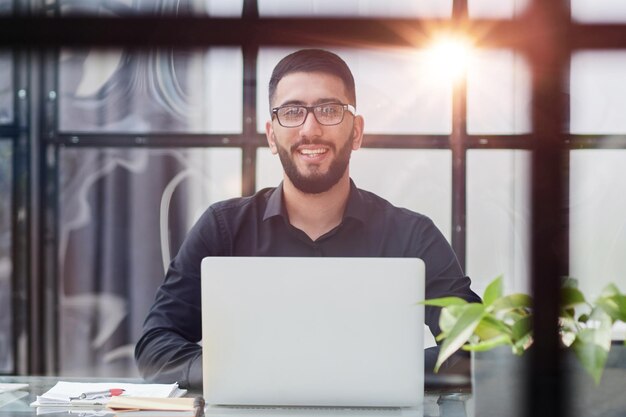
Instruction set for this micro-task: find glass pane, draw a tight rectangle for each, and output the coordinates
[256,147,452,240]
[257,47,452,135]
[61,0,243,16]
[570,150,626,298]
[258,0,452,17]
[570,51,626,134]
[467,50,531,134]
[468,0,529,18]
[0,140,12,373]
[58,147,241,376]
[467,150,531,295]
[569,149,626,416]
[59,48,243,134]
[0,0,11,15]
[0,51,13,125]
[572,0,626,23]
[257,147,451,349]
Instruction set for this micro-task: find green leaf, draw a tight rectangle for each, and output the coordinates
[438,304,468,335]
[600,283,621,298]
[490,294,533,313]
[419,297,468,308]
[434,303,486,372]
[474,314,512,341]
[513,332,533,355]
[512,315,532,342]
[462,334,511,352]
[561,286,586,309]
[561,276,579,289]
[482,276,503,307]
[572,330,610,385]
[571,309,612,385]
[596,294,626,322]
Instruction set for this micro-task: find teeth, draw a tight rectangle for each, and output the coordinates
[300,148,327,155]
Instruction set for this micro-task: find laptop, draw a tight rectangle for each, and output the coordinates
[201,257,425,410]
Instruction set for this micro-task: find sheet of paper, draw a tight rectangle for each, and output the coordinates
[0,383,29,394]
[30,381,186,407]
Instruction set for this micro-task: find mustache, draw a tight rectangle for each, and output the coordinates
[290,139,335,153]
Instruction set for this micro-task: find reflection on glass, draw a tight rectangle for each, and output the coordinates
[58,147,241,376]
[59,48,243,133]
[256,147,452,239]
[572,0,626,23]
[61,0,243,16]
[0,0,11,15]
[468,0,529,18]
[569,151,626,417]
[467,150,531,295]
[257,146,451,349]
[259,0,452,17]
[570,51,626,134]
[467,50,531,134]
[257,47,453,134]
[0,140,12,373]
[570,150,626,296]
[0,51,13,125]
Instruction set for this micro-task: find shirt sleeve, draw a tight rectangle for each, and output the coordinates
[134,207,223,390]
[414,217,482,338]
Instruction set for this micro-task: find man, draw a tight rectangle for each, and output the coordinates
[135,49,480,390]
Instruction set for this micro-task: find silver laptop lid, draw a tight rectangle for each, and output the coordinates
[201,257,425,408]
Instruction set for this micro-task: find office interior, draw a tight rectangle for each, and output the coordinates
[1,0,626,416]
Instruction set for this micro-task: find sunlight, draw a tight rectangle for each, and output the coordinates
[424,36,474,84]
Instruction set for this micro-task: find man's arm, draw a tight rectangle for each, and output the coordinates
[135,208,222,390]
[414,217,481,337]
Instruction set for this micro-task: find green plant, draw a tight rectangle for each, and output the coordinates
[421,276,626,384]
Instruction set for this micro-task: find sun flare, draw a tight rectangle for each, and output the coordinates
[425,36,474,84]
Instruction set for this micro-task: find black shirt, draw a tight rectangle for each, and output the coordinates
[135,181,480,389]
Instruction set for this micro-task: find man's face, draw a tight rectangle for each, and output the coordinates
[265,71,364,194]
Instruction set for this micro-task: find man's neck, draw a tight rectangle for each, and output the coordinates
[282,175,351,241]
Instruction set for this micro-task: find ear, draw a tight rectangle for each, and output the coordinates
[351,115,364,151]
[265,120,278,155]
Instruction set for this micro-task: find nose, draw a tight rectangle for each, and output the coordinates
[298,110,323,138]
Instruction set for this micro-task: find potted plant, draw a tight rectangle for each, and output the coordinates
[421,276,626,417]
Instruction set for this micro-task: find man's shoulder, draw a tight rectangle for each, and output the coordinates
[355,187,432,224]
[209,187,275,215]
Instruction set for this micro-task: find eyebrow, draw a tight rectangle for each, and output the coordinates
[276,98,344,107]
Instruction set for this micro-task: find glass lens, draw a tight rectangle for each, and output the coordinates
[314,104,344,125]
[277,106,307,126]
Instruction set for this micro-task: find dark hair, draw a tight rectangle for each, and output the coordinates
[268,49,356,110]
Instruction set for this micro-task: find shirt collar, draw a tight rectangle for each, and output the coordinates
[263,180,367,225]
[263,182,287,221]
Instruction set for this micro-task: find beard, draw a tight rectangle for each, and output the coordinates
[275,136,353,195]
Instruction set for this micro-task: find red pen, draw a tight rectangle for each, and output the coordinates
[71,388,125,400]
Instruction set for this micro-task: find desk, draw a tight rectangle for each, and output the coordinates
[0,376,472,417]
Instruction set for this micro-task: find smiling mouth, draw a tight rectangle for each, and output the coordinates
[299,148,328,157]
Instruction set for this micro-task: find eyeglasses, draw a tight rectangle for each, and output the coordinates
[271,103,356,128]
